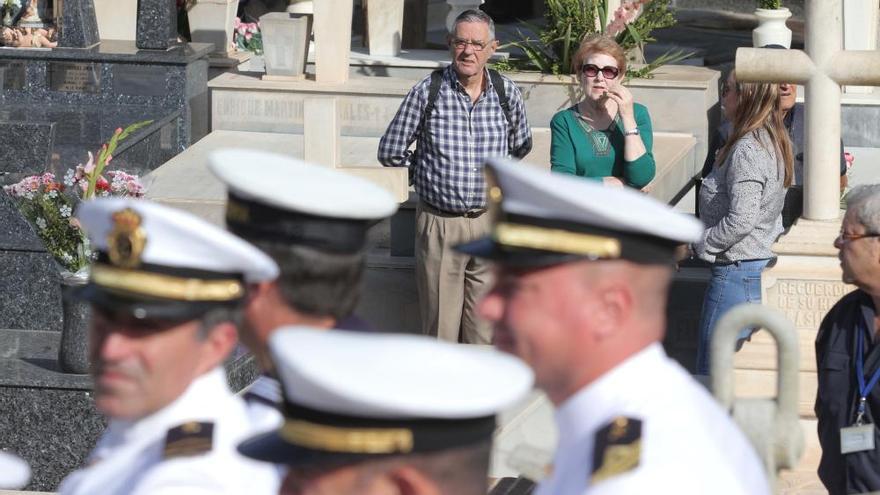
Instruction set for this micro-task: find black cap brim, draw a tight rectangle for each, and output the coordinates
[238,430,374,467]
[71,283,231,321]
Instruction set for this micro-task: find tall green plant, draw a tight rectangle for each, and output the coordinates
[757,0,782,9]
[496,0,691,79]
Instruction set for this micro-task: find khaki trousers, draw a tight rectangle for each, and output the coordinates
[415,203,493,344]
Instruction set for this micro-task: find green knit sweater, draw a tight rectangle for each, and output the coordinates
[549,103,655,188]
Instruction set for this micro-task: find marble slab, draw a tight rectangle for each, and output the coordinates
[136,0,180,50]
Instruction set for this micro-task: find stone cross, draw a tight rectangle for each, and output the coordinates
[736,0,880,221]
[301,96,407,202]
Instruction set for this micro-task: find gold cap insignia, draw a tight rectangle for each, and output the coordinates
[226,198,251,224]
[485,166,504,225]
[107,208,147,269]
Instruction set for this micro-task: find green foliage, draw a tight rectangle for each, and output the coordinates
[85,120,153,199]
[16,184,88,272]
[498,0,690,79]
[757,0,782,9]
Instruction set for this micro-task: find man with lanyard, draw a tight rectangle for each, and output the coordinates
[377,9,532,345]
[208,150,398,432]
[816,184,880,494]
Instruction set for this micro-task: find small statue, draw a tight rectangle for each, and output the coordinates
[1,25,57,47]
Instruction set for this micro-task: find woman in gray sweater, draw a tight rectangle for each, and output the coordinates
[693,71,793,374]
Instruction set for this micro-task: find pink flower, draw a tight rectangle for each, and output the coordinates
[41,172,55,185]
[845,152,855,169]
[245,32,252,41]
[81,151,96,175]
[234,16,241,29]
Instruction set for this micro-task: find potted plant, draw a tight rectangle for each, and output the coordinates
[3,121,152,374]
[753,0,792,48]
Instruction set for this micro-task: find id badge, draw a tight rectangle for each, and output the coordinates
[841,424,875,454]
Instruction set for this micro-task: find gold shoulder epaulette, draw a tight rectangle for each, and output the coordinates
[590,416,642,485]
[163,421,215,459]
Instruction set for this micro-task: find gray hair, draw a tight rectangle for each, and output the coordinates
[251,240,365,320]
[452,9,495,40]
[846,184,880,233]
[197,306,242,340]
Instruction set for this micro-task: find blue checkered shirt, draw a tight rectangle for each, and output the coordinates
[378,65,532,213]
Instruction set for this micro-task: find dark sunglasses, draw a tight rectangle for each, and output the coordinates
[581,64,620,79]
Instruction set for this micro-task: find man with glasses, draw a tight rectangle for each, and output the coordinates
[378,9,532,345]
[816,184,880,494]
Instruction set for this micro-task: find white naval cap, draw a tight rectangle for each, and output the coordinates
[75,198,279,319]
[208,149,399,254]
[456,157,704,266]
[238,327,534,465]
[0,451,30,489]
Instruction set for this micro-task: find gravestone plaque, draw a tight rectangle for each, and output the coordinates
[57,0,100,48]
[0,122,56,179]
[0,61,26,91]
[48,62,101,93]
[112,64,167,96]
[136,0,178,50]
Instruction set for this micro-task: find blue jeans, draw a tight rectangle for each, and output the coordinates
[695,259,770,375]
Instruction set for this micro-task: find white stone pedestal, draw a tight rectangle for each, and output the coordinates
[94,0,137,41]
[367,0,405,57]
[303,98,341,167]
[313,0,353,83]
[188,0,240,56]
[445,0,483,33]
[260,12,312,79]
[843,0,879,94]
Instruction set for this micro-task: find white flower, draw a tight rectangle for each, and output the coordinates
[63,169,76,186]
[35,217,47,230]
[59,205,72,218]
[61,253,73,262]
[47,190,58,199]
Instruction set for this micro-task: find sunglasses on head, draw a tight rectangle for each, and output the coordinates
[581,64,620,79]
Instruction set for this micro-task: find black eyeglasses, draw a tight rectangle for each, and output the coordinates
[581,64,620,79]
[451,38,491,52]
[837,231,880,243]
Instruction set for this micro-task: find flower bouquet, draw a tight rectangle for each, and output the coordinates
[233,17,262,55]
[3,120,153,279]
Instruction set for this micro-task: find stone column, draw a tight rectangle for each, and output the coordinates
[445,0,483,33]
[803,0,842,221]
[842,0,879,94]
[313,0,353,83]
[367,0,405,57]
[303,98,341,168]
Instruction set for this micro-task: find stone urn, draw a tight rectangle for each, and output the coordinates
[58,270,90,375]
[752,7,792,48]
[187,0,240,55]
[260,12,312,79]
[367,0,404,57]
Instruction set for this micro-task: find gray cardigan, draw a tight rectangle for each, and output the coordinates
[695,128,786,263]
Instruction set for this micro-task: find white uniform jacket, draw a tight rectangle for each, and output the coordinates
[243,374,284,434]
[536,343,771,495]
[58,368,280,495]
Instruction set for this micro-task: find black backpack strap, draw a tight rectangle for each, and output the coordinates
[411,69,443,185]
[488,68,512,125]
[418,69,445,139]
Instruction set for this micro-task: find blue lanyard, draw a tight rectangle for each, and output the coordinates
[855,317,880,425]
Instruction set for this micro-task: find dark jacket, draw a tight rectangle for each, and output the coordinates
[815,289,880,494]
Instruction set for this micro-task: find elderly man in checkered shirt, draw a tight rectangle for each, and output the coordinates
[378,9,532,345]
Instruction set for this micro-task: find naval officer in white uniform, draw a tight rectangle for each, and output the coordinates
[57,198,281,495]
[208,150,398,434]
[456,158,771,494]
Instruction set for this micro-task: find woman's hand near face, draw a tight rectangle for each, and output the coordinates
[605,80,635,122]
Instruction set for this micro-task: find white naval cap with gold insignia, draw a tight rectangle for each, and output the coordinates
[238,327,534,465]
[0,451,30,489]
[74,198,279,320]
[208,149,399,254]
[456,157,703,266]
